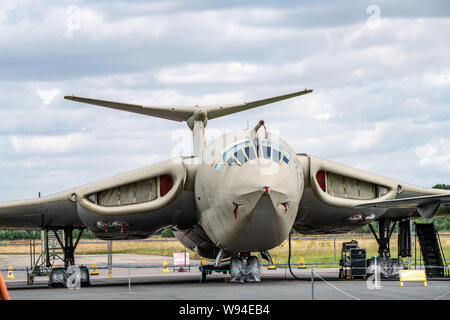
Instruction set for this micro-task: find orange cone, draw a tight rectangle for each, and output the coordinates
[0,273,10,300]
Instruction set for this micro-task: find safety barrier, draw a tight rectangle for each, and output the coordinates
[1,234,449,300]
[2,260,450,273]
[2,260,450,300]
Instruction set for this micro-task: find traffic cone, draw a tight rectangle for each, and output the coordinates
[91,264,99,276]
[0,273,10,300]
[6,266,15,279]
[162,260,170,273]
[298,257,306,269]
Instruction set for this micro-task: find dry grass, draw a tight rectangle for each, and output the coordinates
[269,236,450,265]
[0,239,202,260]
[2,236,450,265]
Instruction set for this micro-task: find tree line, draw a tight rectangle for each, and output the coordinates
[1,185,449,240]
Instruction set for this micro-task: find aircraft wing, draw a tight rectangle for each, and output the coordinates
[354,194,450,219]
[294,154,450,234]
[0,157,198,238]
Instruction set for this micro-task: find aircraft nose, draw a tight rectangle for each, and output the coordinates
[217,161,303,252]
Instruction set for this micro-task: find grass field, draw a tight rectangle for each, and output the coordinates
[2,235,450,266]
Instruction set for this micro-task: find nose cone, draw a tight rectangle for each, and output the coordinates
[203,159,303,252]
[227,194,285,252]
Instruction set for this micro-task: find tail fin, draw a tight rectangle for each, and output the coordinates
[65,89,312,157]
[64,89,312,123]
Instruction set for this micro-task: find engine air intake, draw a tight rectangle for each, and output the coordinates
[317,170,389,200]
[87,174,174,207]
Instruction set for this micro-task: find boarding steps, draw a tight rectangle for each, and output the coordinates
[44,230,65,260]
[415,223,447,277]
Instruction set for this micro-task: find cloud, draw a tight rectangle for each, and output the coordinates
[415,139,450,171]
[36,88,61,106]
[0,1,449,200]
[9,133,86,153]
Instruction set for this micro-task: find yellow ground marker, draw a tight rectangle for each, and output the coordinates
[298,257,306,269]
[91,264,99,276]
[6,266,15,280]
[162,260,170,273]
[108,270,112,278]
[268,258,276,270]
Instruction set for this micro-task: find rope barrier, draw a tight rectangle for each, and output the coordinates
[312,269,361,300]
[2,261,449,272]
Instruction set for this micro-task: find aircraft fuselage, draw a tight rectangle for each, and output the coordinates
[193,128,303,255]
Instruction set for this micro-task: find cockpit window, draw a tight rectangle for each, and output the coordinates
[253,138,260,157]
[234,149,247,164]
[244,146,256,160]
[272,149,281,163]
[223,139,257,166]
[221,138,292,166]
[261,139,290,164]
[262,145,271,159]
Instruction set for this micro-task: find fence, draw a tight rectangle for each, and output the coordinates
[1,235,450,300]
[1,234,450,267]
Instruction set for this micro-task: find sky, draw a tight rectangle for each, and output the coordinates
[0,0,449,201]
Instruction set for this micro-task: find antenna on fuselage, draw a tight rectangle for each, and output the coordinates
[254,120,268,138]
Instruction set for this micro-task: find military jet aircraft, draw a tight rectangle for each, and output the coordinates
[1,89,449,281]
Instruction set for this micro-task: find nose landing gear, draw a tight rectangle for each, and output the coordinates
[199,252,262,283]
[229,253,261,283]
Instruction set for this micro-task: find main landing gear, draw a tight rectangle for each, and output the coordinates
[368,218,397,259]
[366,218,412,279]
[27,227,90,287]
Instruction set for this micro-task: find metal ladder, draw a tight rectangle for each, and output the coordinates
[415,223,446,277]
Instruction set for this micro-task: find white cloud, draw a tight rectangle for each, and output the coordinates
[415,139,450,171]
[9,133,86,153]
[156,62,261,84]
[36,88,61,106]
[422,70,450,86]
[0,2,450,200]
[349,122,389,152]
